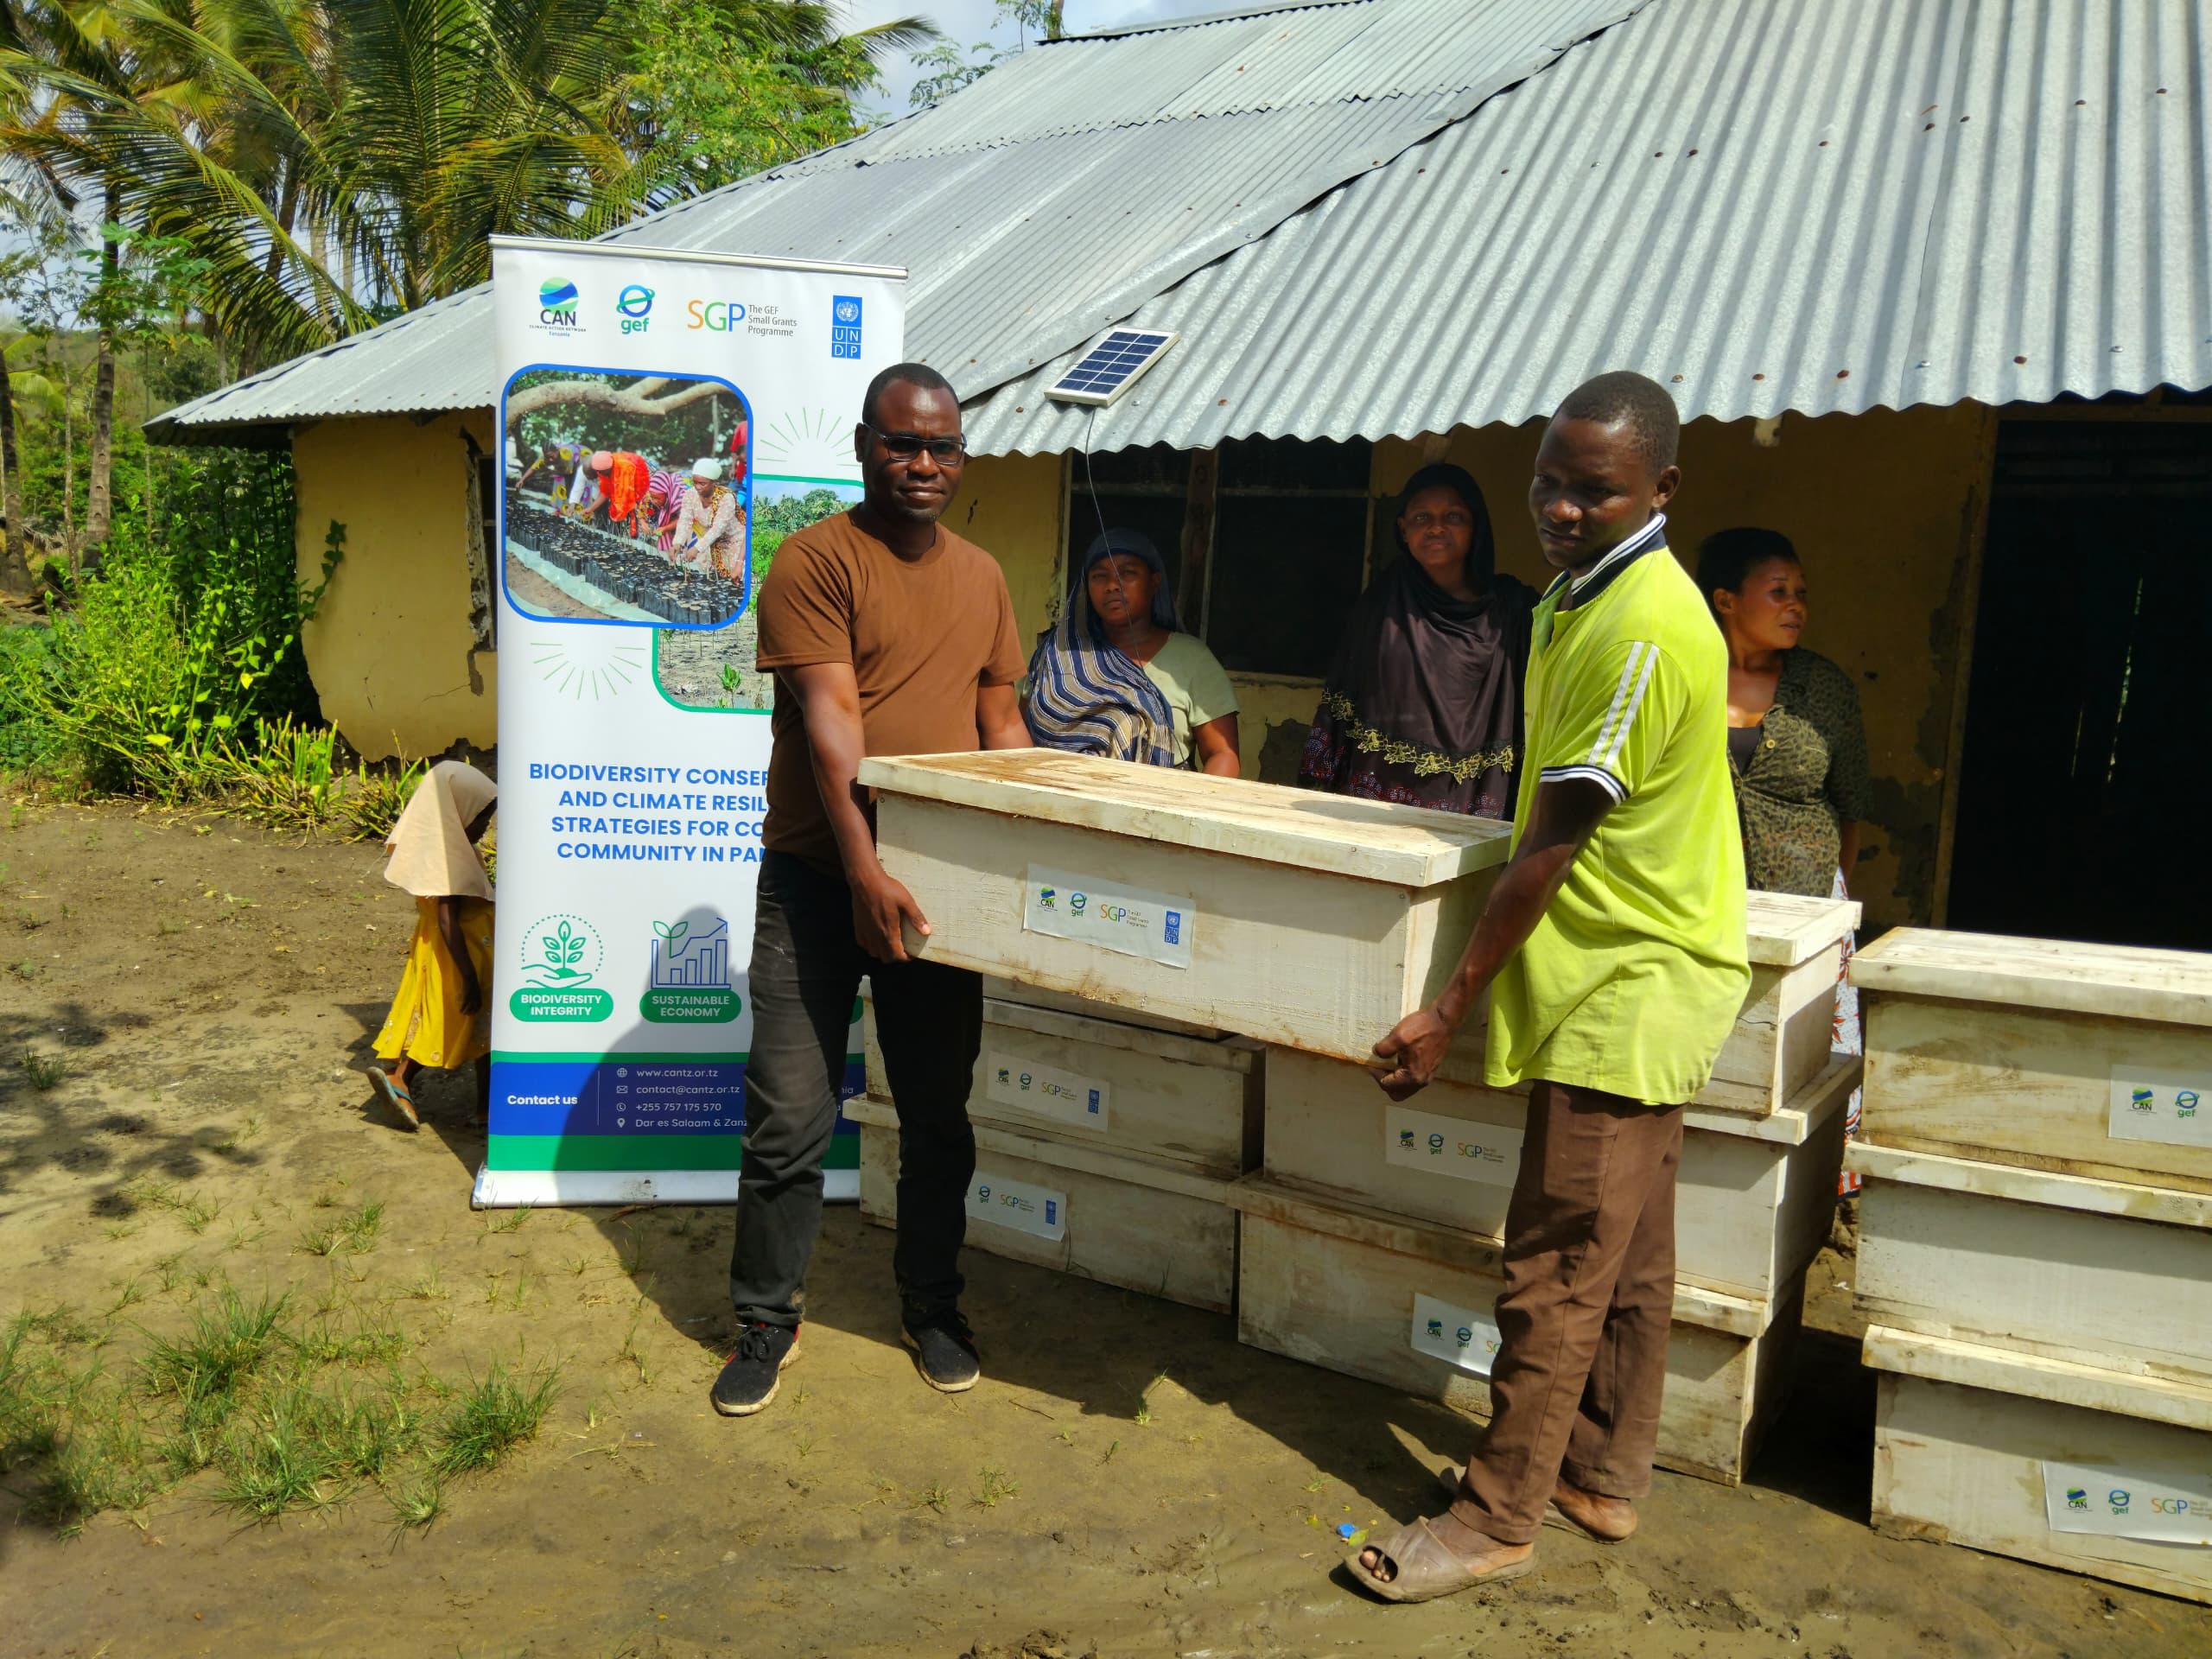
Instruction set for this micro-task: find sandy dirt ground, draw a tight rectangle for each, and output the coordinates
[506,558,616,623]
[0,796,2204,1659]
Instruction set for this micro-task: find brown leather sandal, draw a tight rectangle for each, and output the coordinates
[1346,1517,1532,1604]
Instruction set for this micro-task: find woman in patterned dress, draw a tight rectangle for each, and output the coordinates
[1699,527,1872,1192]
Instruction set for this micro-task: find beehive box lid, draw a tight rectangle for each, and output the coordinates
[1862,1324,2212,1432]
[1744,890,1861,967]
[860,751,1510,887]
[1851,929,2212,1027]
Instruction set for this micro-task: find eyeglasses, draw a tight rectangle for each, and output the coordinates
[862,423,967,463]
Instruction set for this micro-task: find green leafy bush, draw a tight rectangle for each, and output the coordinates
[0,452,332,797]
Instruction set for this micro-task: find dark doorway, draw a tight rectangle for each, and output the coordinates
[1947,418,2212,949]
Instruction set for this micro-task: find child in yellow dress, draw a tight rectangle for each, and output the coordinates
[368,761,497,1129]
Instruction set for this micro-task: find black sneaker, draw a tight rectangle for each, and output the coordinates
[900,1309,980,1394]
[710,1322,798,1416]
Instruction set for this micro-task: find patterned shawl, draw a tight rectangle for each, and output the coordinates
[1024,529,1179,767]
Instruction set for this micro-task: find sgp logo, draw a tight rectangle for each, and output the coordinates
[615,284,653,334]
[686,298,748,331]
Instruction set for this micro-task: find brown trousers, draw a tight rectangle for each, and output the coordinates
[1453,1077,1685,1544]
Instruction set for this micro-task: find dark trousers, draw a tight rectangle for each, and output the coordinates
[728,851,982,1330]
[1454,1077,1685,1543]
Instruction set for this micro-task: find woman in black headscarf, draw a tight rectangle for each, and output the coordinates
[1298,463,1533,817]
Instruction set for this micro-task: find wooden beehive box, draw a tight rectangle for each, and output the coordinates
[864,994,1260,1179]
[867,752,1853,1114]
[1853,930,2212,1192]
[1848,1141,2212,1386]
[1262,1046,1857,1302]
[861,751,1511,1068]
[1693,891,1859,1115]
[847,1096,1236,1314]
[1230,1178,1801,1485]
[1424,890,1855,1117]
[1865,1325,2212,1605]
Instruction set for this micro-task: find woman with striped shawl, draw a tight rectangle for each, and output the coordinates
[1024,528,1240,775]
[639,467,685,548]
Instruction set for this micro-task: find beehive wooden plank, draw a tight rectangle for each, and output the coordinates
[1866,1326,2212,1605]
[1229,1175,1771,1336]
[861,750,1512,887]
[847,1096,1236,1314]
[1261,1050,1856,1300]
[1744,889,1864,968]
[1851,929,2212,1027]
[1849,1143,2212,1386]
[982,976,1224,1039]
[1233,1185,1800,1485]
[1860,990,2212,1194]
[1847,1141,2212,1229]
[864,995,1260,1179]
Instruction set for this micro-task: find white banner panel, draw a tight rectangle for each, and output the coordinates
[480,237,906,1206]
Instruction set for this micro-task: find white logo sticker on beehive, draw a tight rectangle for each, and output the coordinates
[1385,1106,1523,1186]
[1024,864,1195,969]
[1410,1294,1503,1376]
[965,1170,1069,1243]
[2044,1459,2212,1545]
[986,1051,1110,1130]
[2107,1064,2212,1150]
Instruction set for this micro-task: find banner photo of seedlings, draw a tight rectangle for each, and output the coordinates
[482,236,906,1206]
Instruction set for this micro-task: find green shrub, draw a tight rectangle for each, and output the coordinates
[340,756,428,842]
[0,450,328,797]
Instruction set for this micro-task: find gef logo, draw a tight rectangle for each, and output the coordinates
[830,295,863,359]
[615,284,653,335]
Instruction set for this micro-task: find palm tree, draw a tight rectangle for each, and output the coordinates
[0,0,934,365]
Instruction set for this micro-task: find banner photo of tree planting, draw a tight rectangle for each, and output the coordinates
[483,237,906,1207]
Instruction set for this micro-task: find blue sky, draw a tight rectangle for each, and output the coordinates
[848,2,1211,112]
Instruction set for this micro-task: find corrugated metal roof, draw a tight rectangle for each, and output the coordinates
[969,0,2212,451]
[153,0,1644,439]
[159,0,2212,452]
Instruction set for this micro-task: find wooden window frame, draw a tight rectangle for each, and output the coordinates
[1060,438,1373,683]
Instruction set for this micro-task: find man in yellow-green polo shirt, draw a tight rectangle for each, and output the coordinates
[1351,371,1750,1605]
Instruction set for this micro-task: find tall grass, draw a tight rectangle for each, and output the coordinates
[434,1362,560,1477]
[3,1281,562,1536]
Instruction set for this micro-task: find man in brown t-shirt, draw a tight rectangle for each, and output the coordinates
[713,363,1028,1418]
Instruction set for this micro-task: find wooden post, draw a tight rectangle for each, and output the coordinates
[1179,447,1217,637]
[1930,404,1999,926]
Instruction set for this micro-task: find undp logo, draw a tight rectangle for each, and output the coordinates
[616,283,653,335]
[830,293,863,359]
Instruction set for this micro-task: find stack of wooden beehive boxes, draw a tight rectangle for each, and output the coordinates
[851,983,1259,1313]
[1234,888,1859,1485]
[856,751,1859,1483]
[1846,929,2212,1603]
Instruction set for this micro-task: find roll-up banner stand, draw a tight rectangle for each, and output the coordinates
[478,236,907,1206]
